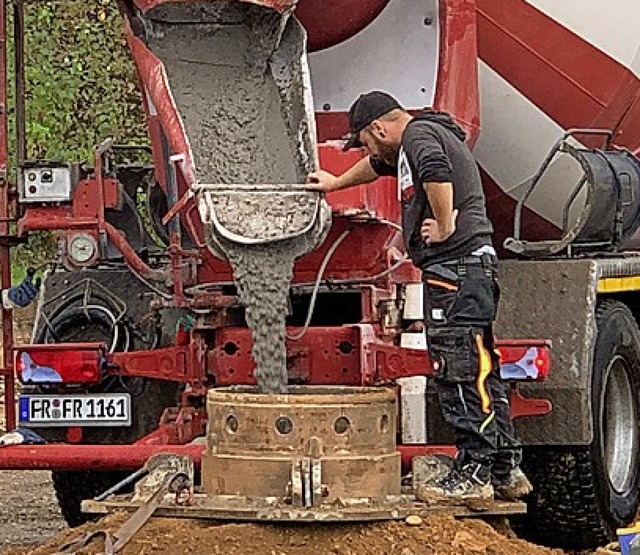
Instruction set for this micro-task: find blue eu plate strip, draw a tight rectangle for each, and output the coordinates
[19,397,30,422]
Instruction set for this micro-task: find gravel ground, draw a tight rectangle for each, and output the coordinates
[0,312,68,552]
[0,471,67,552]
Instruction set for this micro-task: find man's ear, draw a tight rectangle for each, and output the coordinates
[370,119,386,139]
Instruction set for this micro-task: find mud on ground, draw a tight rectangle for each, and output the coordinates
[5,512,567,555]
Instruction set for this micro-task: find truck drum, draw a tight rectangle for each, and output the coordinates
[521,300,640,550]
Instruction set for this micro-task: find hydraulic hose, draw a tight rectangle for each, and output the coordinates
[286,228,351,341]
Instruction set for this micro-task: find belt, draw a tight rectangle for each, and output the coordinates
[424,254,497,280]
[441,253,498,268]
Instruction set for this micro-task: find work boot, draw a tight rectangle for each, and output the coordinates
[415,462,494,501]
[492,467,533,501]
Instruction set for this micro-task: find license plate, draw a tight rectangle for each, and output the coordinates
[18,394,131,427]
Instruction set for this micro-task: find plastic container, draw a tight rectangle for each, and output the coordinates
[618,524,640,555]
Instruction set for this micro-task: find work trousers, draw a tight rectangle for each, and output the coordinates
[423,255,521,477]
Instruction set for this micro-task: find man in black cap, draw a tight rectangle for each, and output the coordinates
[307,91,531,501]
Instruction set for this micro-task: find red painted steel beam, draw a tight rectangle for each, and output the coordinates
[0,444,204,471]
[477,0,640,153]
[0,443,453,474]
[102,222,160,280]
[435,0,480,146]
[0,0,14,432]
[124,24,196,188]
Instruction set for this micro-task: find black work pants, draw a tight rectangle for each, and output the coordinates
[423,257,521,477]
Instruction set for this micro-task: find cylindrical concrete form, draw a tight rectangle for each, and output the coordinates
[202,386,401,506]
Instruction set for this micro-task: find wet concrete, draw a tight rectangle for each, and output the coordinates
[143,3,327,393]
[143,3,310,185]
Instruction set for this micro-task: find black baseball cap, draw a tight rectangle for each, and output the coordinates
[343,91,403,151]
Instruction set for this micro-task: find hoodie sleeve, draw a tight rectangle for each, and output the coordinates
[403,123,453,184]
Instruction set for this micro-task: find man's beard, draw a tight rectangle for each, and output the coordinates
[376,141,399,165]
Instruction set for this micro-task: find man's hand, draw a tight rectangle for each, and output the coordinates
[306,170,340,193]
[6,267,40,308]
[421,209,459,245]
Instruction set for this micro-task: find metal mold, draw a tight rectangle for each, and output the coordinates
[202,386,401,508]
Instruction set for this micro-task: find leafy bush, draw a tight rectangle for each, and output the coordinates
[24,0,146,160]
[12,0,146,278]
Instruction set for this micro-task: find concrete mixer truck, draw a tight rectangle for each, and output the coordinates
[0,0,638,551]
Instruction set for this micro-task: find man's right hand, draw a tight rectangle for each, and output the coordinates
[306,170,340,193]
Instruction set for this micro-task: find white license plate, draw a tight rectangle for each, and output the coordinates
[19,394,131,427]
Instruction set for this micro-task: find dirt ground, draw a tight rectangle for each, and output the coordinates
[0,472,67,551]
[4,511,567,555]
[0,415,607,555]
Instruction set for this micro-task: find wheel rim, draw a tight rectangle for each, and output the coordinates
[603,355,639,495]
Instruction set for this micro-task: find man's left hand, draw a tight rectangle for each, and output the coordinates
[421,209,459,245]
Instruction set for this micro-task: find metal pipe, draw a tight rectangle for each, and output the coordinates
[0,0,14,431]
[161,132,185,304]
[0,444,204,471]
[102,221,159,280]
[561,175,588,233]
[162,135,180,238]
[13,0,24,168]
[94,466,149,501]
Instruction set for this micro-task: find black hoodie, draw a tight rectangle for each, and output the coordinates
[370,112,494,268]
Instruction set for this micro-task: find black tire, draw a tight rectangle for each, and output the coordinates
[41,288,181,527]
[52,470,130,528]
[519,300,640,550]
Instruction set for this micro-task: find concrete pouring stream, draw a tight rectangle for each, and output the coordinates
[142,2,325,392]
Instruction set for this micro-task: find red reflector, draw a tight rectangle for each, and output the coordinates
[534,349,551,380]
[15,343,105,384]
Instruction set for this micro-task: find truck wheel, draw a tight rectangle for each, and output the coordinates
[41,294,181,527]
[520,300,640,550]
[50,376,179,528]
[52,470,129,527]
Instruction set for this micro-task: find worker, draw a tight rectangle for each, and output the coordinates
[306,91,531,501]
[2,267,40,309]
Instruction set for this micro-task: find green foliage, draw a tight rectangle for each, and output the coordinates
[23,0,147,162]
[11,0,147,275]
[10,233,54,283]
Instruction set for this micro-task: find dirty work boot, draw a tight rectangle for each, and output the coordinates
[492,467,533,501]
[415,462,494,501]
